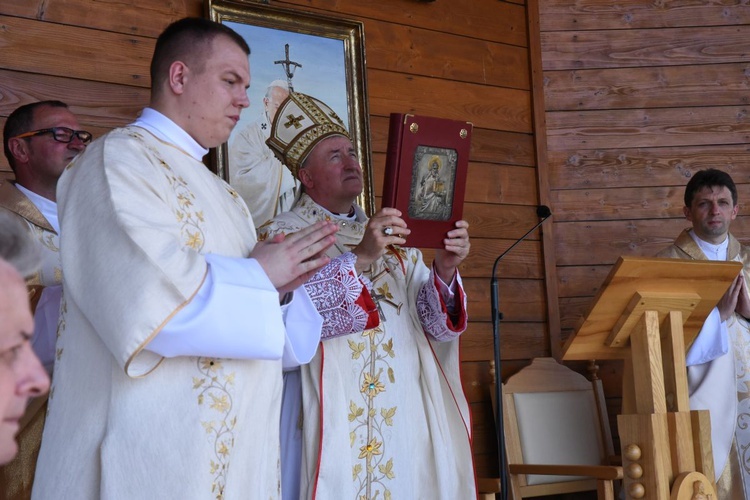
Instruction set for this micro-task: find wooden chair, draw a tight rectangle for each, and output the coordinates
[480,357,623,500]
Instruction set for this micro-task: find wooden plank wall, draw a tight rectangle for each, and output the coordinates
[538,0,750,436]
[0,0,552,482]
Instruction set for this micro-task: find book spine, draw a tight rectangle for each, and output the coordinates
[381,113,405,209]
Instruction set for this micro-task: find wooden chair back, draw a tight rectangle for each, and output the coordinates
[502,358,621,499]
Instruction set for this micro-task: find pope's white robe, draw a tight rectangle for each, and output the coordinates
[228,112,298,229]
[261,194,476,500]
[33,124,305,500]
[658,228,750,499]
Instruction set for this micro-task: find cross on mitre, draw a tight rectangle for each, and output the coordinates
[284,114,305,129]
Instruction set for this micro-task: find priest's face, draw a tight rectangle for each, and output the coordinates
[23,105,88,185]
[684,185,739,244]
[180,34,250,148]
[298,135,363,214]
[0,260,49,465]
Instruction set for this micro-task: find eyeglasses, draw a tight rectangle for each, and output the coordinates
[13,127,93,145]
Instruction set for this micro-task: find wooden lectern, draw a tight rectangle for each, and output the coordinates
[563,256,743,500]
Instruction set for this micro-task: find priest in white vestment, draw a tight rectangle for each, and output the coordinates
[657,168,750,499]
[32,19,338,500]
[228,79,299,228]
[261,93,477,500]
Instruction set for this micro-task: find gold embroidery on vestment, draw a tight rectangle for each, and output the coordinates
[193,357,237,500]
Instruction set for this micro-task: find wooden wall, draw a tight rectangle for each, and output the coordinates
[538,0,750,433]
[0,0,552,483]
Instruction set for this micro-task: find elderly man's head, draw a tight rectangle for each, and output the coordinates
[0,213,49,464]
[265,93,360,212]
[297,135,363,213]
[263,80,289,124]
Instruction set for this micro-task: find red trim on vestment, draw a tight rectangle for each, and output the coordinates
[386,245,406,274]
[423,330,477,498]
[356,282,380,330]
[433,271,468,332]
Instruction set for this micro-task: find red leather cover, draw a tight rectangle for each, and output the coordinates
[382,113,472,248]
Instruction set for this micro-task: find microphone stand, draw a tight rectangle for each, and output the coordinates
[490,206,551,500]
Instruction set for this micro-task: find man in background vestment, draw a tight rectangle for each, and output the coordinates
[657,168,750,499]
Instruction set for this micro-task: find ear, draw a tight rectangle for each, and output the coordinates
[168,61,189,95]
[683,205,692,221]
[7,137,30,165]
[731,203,739,220]
[298,167,314,190]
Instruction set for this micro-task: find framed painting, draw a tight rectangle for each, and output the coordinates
[206,0,374,216]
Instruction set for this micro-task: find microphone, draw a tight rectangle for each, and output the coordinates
[491,205,552,279]
[490,205,552,500]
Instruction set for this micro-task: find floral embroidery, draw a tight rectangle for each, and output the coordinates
[129,130,207,251]
[348,321,398,499]
[265,194,469,498]
[22,222,60,287]
[48,293,67,411]
[55,292,67,362]
[193,357,237,499]
[224,186,249,218]
[730,316,750,491]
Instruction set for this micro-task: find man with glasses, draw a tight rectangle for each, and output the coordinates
[0,100,89,498]
[1,100,90,374]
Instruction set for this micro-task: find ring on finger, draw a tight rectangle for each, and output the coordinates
[383,226,393,236]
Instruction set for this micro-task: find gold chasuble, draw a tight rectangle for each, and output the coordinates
[33,127,284,499]
[0,181,61,500]
[261,194,476,500]
[658,228,750,499]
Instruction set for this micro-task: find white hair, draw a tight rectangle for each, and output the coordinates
[266,79,289,97]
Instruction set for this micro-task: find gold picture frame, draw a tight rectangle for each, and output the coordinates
[206,0,374,215]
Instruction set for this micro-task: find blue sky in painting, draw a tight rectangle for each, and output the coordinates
[226,21,349,142]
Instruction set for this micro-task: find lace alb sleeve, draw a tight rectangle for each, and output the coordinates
[416,267,467,342]
[304,252,379,339]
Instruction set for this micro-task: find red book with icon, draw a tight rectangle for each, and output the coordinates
[381,113,473,248]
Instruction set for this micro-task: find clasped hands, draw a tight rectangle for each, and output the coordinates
[718,272,750,321]
[250,221,339,295]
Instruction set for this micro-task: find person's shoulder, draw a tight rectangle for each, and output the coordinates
[0,180,20,202]
[258,211,301,238]
[0,202,25,223]
[654,228,693,258]
[230,119,265,143]
[0,183,37,221]
[100,125,151,146]
[64,126,162,183]
[74,126,143,158]
[732,232,750,253]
